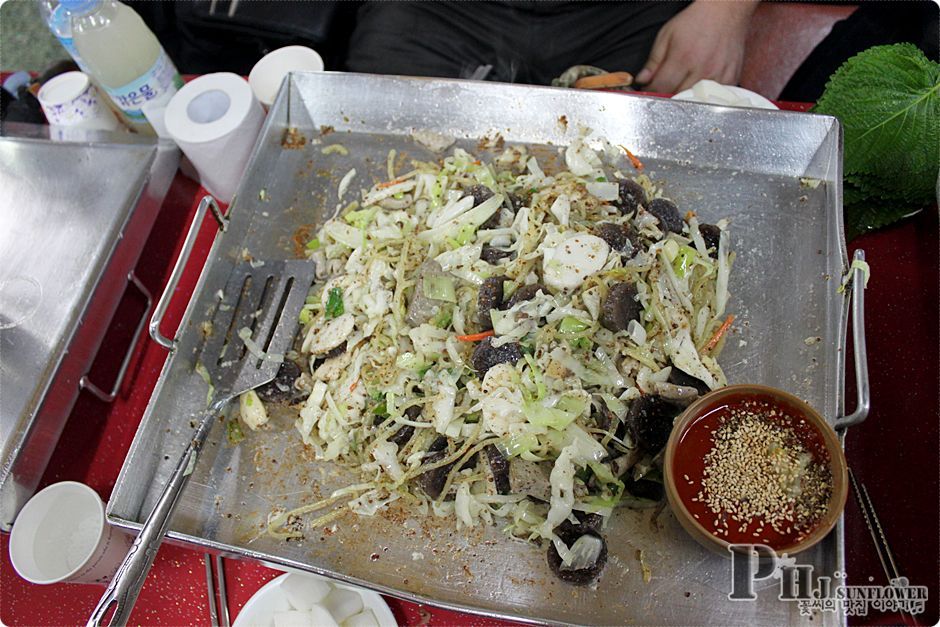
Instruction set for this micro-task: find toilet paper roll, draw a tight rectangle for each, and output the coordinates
[164,73,265,203]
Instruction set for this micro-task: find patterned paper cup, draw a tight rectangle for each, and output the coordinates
[37,71,120,131]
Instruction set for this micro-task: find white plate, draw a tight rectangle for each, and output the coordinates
[672,79,778,110]
[233,572,397,627]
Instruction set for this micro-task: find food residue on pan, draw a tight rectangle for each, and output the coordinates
[322,144,349,156]
[636,549,652,583]
[291,224,315,258]
[476,132,505,153]
[282,127,307,149]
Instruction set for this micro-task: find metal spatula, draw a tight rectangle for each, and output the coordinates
[88,260,316,627]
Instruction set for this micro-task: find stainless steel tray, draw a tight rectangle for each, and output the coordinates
[108,73,864,625]
[0,127,179,530]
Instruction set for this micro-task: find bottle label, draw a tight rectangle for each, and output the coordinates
[104,49,184,122]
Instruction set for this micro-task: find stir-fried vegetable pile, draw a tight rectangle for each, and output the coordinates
[258,135,735,582]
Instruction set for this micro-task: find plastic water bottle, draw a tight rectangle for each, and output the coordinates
[64,0,182,134]
[39,0,87,70]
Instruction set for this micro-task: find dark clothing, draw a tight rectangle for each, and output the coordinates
[126,0,357,75]
[781,0,939,102]
[345,1,689,84]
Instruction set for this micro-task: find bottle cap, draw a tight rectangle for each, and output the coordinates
[59,0,100,14]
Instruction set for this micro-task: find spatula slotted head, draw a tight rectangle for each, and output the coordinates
[201,260,316,396]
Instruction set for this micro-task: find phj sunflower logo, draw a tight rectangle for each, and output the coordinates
[728,544,928,617]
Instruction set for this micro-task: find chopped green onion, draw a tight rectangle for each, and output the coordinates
[395,352,427,373]
[431,306,453,329]
[571,337,592,350]
[454,223,477,245]
[673,245,697,278]
[305,238,321,251]
[558,316,590,335]
[325,288,344,319]
[226,420,245,444]
[523,353,546,400]
[344,207,379,230]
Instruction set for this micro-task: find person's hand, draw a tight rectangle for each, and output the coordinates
[635,0,758,94]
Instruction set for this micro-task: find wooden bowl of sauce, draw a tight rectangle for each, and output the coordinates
[664,384,848,555]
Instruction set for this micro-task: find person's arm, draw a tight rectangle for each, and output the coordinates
[635,0,759,93]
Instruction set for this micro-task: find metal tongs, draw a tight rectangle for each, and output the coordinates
[87,256,315,626]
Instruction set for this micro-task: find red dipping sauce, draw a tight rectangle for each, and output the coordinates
[671,391,834,550]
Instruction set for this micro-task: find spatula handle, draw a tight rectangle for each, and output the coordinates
[87,402,223,627]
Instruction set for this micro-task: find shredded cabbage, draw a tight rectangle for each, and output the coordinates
[258,132,736,568]
[238,327,284,363]
[239,389,268,430]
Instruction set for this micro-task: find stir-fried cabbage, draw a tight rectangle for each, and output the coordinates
[263,133,736,563]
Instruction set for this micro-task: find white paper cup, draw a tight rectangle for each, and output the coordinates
[37,71,120,131]
[248,45,324,107]
[8,481,132,585]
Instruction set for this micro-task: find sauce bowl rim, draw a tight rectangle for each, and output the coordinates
[663,383,849,556]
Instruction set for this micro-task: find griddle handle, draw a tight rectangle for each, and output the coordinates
[149,195,227,350]
[81,273,152,402]
[834,249,870,430]
[87,399,223,627]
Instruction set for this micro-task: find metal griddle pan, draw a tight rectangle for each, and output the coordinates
[108,73,868,626]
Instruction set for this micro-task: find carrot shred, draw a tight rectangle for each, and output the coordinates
[377,177,406,189]
[619,145,645,172]
[703,315,736,353]
[573,72,634,90]
[349,379,359,393]
[456,330,495,342]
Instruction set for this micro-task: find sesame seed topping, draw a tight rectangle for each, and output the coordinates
[697,400,832,537]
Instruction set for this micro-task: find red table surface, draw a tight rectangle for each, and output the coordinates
[2,111,937,626]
